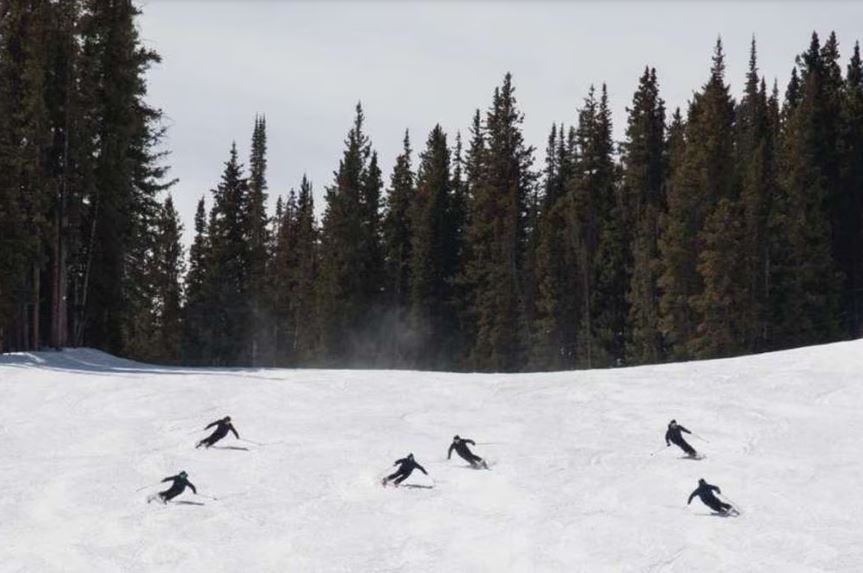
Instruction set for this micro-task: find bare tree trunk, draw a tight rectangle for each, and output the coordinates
[51,198,62,348]
[31,264,40,350]
[74,196,99,347]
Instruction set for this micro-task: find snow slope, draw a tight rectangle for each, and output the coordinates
[1,341,862,572]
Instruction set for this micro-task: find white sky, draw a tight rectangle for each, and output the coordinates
[137,1,863,245]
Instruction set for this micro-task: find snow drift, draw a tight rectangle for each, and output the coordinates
[2,341,862,572]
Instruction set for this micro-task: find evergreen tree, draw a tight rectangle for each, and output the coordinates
[770,33,843,348]
[659,39,737,359]
[291,176,319,364]
[585,84,626,366]
[623,67,666,365]
[182,197,213,364]
[841,42,863,335]
[735,39,777,352]
[208,143,250,365]
[125,194,184,363]
[317,103,384,365]
[409,125,458,368]
[462,74,535,371]
[530,122,575,369]
[0,0,53,351]
[75,0,173,354]
[383,130,414,310]
[245,115,271,364]
[381,131,414,364]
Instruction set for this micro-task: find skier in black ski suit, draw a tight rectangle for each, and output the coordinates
[196,416,239,449]
[688,478,733,513]
[665,419,698,457]
[157,471,197,503]
[382,453,428,487]
[448,435,487,468]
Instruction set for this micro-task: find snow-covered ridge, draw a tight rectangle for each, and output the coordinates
[2,341,862,572]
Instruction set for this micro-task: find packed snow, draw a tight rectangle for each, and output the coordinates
[2,341,862,572]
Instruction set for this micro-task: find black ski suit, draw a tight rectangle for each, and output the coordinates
[448,438,484,466]
[385,456,428,485]
[688,481,731,513]
[196,418,239,448]
[665,423,697,456]
[159,474,197,502]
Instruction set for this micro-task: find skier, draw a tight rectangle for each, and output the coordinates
[665,419,698,457]
[381,453,428,487]
[196,415,239,449]
[151,471,197,504]
[448,435,487,469]
[687,478,736,515]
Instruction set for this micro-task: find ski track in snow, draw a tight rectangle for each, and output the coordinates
[2,342,863,571]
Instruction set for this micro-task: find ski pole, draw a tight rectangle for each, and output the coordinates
[649,445,668,456]
[134,482,161,492]
[692,433,710,443]
[197,493,219,501]
[239,438,264,446]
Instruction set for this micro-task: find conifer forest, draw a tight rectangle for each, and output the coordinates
[1,1,862,372]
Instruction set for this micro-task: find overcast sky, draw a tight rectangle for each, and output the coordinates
[138,1,863,245]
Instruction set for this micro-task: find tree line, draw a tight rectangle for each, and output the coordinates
[2,4,861,373]
[0,0,177,359]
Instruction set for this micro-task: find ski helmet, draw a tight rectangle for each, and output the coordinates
[224,416,232,422]
[453,435,460,441]
[408,453,414,459]
[670,419,677,426]
[179,471,188,479]
[698,478,706,485]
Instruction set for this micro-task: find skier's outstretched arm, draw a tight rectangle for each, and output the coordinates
[416,463,428,475]
[162,476,175,483]
[447,444,455,460]
[465,439,476,446]
[204,421,217,430]
[687,490,697,505]
[188,481,197,494]
[680,426,691,434]
[710,485,721,495]
[229,424,239,439]
[664,430,672,446]
[394,458,406,466]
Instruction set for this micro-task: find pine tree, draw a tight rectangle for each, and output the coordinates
[245,115,271,364]
[658,39,738,359]
[462,74,535,371]
[292,176,319,364]
[409,125,458,368]
[0,0,53,351]
[530,122,574,369]
[623,67,666,365]
[586,84,626,366]
[127,194,184,363]
[317,103,384,365]
[381,131,414,364]
[208,143,250,365]
[75,0,173,354]
[770,33,843,348]
[735,39,777,352]
[270,189,297,364]
[383,130,414,309]
[841,42,863,335]
[182,197,213,364]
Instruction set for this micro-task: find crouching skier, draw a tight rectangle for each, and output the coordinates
[448,435,488,469]
[381,453,428,487]
[196,415,239,449]
[150,471,197,504]
[687,478,737,515]
[665,419,699,458]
